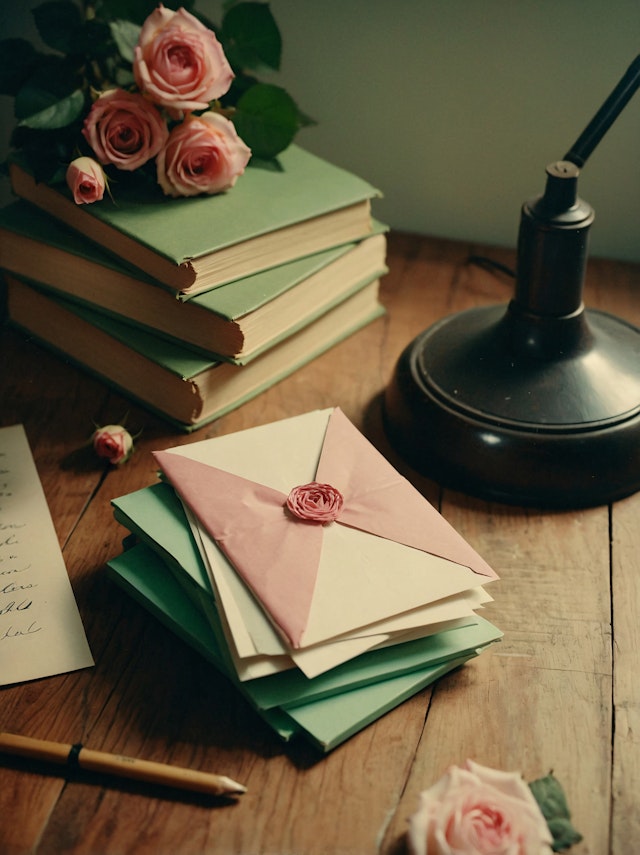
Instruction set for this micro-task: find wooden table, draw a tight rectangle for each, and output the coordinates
[1,232,638,854]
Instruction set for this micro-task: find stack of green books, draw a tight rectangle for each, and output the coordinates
[0,147,387,429]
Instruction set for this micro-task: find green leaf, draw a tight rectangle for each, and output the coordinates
[71,18,115,61]
[221,2,282,71]
[13,57,83,120]
[109,19,142,63]
[546,818,584,852]
[0,39,40,96]
[114,67,136,88]
[529,774,582,852]
[32,1,83,54]
[233,83,300,159]
[18,89,86,130]
[10,122,82,182]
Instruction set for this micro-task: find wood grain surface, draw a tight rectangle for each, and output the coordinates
[1,232,638,854]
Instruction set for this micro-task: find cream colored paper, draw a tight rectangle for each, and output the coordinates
[190,501,491,680]
[0,425,94,685]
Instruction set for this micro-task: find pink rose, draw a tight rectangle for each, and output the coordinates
[92,424,134,466]
[286,482,344,523]
[134,5,234,113]
[82,88,168,171]
[408,760,553,855]
[65,157,105,204]
[156,112,251,197]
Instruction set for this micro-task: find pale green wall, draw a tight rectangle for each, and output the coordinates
[3,1,639,261]
[205,0,640,262]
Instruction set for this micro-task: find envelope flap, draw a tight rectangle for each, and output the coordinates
[317,409,497,579]
[153,450,323,646]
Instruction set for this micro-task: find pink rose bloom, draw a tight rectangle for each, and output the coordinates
[65,157,105,204]
[156,112,251,197]
[82,88,168,171]
[408,760,553,855]
[286,482,344,523]
[92,425,134,466]
[134,5,234,112]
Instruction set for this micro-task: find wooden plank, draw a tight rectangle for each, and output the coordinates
[590,249,640,850]
[611,491,640,847]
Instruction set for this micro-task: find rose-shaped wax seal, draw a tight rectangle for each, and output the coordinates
[286,482,344,523]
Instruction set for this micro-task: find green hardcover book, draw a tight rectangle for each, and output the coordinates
[6,274,384,430]
[9,146,379,296]
[0,201,388,362]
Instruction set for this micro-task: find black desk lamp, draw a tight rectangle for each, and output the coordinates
[383,56,640,509]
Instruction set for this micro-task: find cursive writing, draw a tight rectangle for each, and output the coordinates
[0,621,42,642]
[0,424,92,683]
[0,440,42,651]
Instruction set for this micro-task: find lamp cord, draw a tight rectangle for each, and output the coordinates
[466,254,515,279]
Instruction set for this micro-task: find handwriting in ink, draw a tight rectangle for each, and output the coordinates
[0,564,29,576]
[0,621,42,642]
[1,580,37,594]
[0,599,33,615]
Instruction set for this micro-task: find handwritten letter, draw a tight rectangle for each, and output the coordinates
[0,424,93,686]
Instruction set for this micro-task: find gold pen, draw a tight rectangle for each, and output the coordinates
[0,732,246,797]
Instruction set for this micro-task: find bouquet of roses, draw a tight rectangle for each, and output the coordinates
[0,0,312,203]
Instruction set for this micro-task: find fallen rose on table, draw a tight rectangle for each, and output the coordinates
[407,760,582,854]
[92,424,135,466]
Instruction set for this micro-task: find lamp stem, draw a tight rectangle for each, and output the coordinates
[564,54,640,167]
[512,54,640,337]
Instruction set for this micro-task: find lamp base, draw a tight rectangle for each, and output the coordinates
[383,304,640,508]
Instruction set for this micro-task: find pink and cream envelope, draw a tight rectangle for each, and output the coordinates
[192,512,491,682]
[187,497,494,681]
[189,497,493,681]
[153,408,498,672]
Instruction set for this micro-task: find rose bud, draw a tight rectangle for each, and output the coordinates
[66,157,106,204]
[92,424,134,466]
